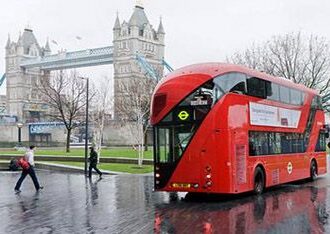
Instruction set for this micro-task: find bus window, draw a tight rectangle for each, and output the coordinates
[213,73,246,102]
[155,124,196,164]
[291,133,304,153]
[247,77,266,98]
[269,132,281,154]
[301,92,306,104]
[316,96,323,110]
[249,132,305,156]
[249,131,269,155]
[267,83,280,101]
[290,89,302,105]
[281,133,296,154]
[316,131,326,152]
[179,80,214,107]
[157,128,170,163]
[280,86,290,104]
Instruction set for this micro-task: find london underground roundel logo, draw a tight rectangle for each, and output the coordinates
[287,162,293,174]
[178,110,189,120]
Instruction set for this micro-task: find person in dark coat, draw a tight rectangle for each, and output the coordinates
[88,147,103,178]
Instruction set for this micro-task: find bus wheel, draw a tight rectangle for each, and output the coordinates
[254,167,265,195]
[310,160,317,181]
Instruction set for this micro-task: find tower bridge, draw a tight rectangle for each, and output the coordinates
[3,3,165,122]
[20,46,114,70]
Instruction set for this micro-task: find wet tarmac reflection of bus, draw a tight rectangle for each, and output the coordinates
[154,186,329,233]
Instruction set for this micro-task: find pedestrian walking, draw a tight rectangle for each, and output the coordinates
[14,145,43,193]
[88,147,103,178]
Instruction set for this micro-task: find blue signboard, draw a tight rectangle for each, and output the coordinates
[28,122,65,134]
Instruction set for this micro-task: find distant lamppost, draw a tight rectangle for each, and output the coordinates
[79,77,89,176]
[17,122,23,146]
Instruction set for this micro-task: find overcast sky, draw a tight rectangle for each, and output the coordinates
[1,0,330,95]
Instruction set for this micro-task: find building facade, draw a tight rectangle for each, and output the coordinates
[5,27,50,123]
[113,4,165,118]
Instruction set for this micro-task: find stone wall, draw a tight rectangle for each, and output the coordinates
[0,121,148,146]
[102,121,139,146]
[0,124,28,142]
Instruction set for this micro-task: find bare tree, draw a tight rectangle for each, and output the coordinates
[89,75,113,157]
[39,70,87,152]
[229,32,330,97]
[116,76,157,166]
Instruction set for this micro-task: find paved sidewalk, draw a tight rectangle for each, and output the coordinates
[0,171,168,233]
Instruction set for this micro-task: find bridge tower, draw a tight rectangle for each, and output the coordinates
[112,4,165,118]
[5,26,50,122]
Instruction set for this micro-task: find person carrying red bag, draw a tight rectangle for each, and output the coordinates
[14,145,43,194]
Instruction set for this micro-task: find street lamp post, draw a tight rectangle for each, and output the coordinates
[85,77,89,176]
[79,77,89,176]
[17,123,23,147]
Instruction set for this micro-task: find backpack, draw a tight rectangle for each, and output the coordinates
[17,157,30,170]
[9,159,19,171]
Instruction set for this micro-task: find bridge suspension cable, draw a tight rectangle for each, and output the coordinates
[0,73,5,87]
[135,53,174,81]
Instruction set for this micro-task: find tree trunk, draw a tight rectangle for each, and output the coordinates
[66,128,71,153]
[138,144,144,167]
[139,123,144,167]
[144,124,148,151]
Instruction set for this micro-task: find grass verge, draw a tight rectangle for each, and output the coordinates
[0,148,153,159]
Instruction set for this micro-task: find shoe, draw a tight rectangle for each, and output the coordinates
[14,189,21,194]
[37,186,44,191]
[99,174,103,179]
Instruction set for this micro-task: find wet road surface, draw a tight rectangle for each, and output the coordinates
[1,170,330,233]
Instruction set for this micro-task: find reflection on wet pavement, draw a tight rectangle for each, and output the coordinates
[1,171,330,233]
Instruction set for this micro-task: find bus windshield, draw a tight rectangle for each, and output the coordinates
[154,72,247,164]
[155,124,196,163]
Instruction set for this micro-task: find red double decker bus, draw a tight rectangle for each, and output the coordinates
[150,63,328,194]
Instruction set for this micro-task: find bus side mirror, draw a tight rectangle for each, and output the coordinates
[325,132,329,139]
[327,142,330,149]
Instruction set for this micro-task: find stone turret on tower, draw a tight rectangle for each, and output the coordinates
[5,35,11,50]
[157,18,165,44]
[42,39,51,56]
[112,3,165,118]
[5,26,50,121]
[113,13,121,38]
